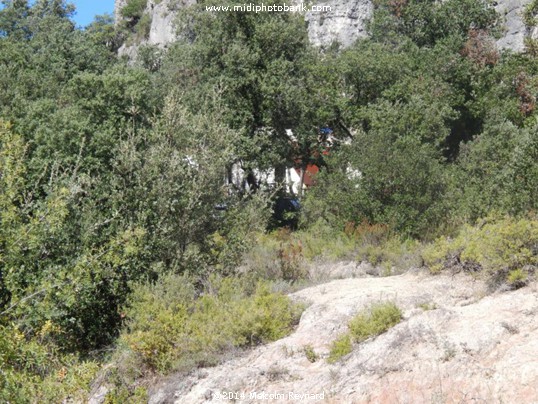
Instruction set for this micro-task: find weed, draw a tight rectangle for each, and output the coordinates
[348,302,403,343]
[500,321,519,334]
[303,344,319,363]
[417,302,438,311]
[265,365,289,381]
[327,334,352,363]
[441,341,456,362]
[358,236,423,274]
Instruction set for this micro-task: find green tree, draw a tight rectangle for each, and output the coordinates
[162,0,342,186]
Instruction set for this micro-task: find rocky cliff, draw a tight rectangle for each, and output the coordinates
[115,0,538,52]
[303,0,373,48]
[115,0,193,57]
[496,0,538,51]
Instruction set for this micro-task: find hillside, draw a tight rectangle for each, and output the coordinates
[3,1,538,402]
[124,269,538,403]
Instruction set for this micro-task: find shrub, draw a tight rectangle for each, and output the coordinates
[328,301,402,363]
[357,236,423,274]
[239,229,307,282]
[134,13,152,41]
[348,302,402,342]
[0,324,99,403]
[417,302,437,311]
[422,235,458,274]
[240,222,357,282]
[422,215,538,287]
[327,334,352,363]
[346,220,391,246]
[121,0,147,20]
[118,274,303,373]
[507,268,528,288]
[523,0,538,27]
[297,220,357,261]
[303,344,319,363]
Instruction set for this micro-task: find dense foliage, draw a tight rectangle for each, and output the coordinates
[1,0,538,400]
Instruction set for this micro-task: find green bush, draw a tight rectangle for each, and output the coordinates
[422,215,538,287]
[121,0,147,19]
[0,324,99,403]
[327,334,352,363]
[118,274,303,373]
[328,302,402,363]
[348,302,402,342]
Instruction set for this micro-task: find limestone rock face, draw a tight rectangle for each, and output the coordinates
[114,0,538,56]
[146,0,176,46]
[303,0,373,47]
[495,0,537,51]
[116,0,194,57]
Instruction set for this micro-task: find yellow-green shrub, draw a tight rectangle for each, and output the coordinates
[421,235,457,273]
[422,215,538,286]
[327,334,352,363]
[120,274,303,373]
[348,302,402,342]
[0,324,99,403]
[507,268,527,286]
[328,302,402,363]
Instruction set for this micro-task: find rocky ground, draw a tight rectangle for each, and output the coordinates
[146,265,538,403]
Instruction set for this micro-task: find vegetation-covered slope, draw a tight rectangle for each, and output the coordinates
[1,0,538,401]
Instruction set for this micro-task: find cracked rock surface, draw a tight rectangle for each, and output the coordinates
[145,271,538,403]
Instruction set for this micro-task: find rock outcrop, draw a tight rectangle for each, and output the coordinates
[303,0,373,47]
[115,0,538,52]
[116,0,193,57]
[115,0,179,46]
[145,270,538,403]
[495,0,538,51]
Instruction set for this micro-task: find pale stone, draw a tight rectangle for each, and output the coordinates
[114,0,538,52]
[135,271,538,403]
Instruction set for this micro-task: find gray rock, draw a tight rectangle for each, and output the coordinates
[88,385,109,404]
[147,0,177,46]
[114,0,538,52]
[141,272,538,403]
[117,0,194,58]
[303,0,373,48]
[495,0,536,52]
